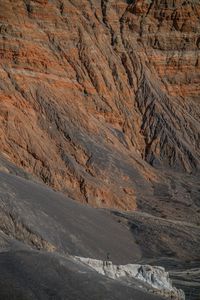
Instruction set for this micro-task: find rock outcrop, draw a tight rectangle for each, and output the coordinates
[0,0,199,219]
[74,256,185,299]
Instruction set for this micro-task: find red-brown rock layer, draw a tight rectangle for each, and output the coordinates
[0,0,199,221]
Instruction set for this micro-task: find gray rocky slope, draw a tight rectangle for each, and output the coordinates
[0,157,199,299]
[0,159,163,300]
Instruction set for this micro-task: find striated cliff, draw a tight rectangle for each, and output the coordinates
[0,0,200,219]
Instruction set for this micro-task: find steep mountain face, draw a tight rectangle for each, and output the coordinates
[0,0,199,219]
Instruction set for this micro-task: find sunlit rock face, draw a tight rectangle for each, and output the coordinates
[74,256,185,299]
[0,0,199,217]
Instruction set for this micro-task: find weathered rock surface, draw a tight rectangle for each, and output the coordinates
[74,256,185,299]
[0,0,199,219]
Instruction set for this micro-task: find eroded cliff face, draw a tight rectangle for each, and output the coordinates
[0,0,199,218]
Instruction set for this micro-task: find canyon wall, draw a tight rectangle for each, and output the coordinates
[0,0,199,219]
